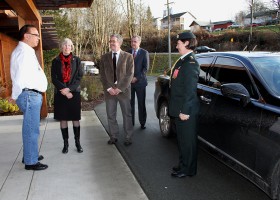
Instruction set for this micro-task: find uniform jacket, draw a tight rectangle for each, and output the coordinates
[128,48,149,87]
[169,52,200,117]
[51,54,83,93]
[100,50,134,98]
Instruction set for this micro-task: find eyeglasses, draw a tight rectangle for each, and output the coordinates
[26,33,40,38]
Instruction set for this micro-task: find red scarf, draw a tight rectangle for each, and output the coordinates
[59,52,72,83]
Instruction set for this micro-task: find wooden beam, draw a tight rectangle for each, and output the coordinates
[0,17,18,26]
[5,0,42,23]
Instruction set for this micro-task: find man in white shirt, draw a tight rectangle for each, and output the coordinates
[10,24,48,170]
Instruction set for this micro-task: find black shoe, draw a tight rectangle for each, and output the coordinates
[25,162,48,170]
[22,155,44,164]
[62,146,68,154]
[107,138,118,145]
[76,144,83,153]
[171,171,187,178]
[140,124,146,129]
[124,139,132,146]
[172,166,180,172]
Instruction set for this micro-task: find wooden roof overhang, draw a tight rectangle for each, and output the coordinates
[0,0,93,49]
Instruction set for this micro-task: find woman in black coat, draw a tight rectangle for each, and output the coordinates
[51,38,84,154]
[169,32,200,178]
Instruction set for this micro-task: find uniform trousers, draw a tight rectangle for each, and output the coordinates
[174,115,198,176]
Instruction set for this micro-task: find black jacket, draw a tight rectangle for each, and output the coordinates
[51,55,83,93]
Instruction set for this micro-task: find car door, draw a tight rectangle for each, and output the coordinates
[197,56,263,171]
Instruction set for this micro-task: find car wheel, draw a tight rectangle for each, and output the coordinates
[159,101,173,137]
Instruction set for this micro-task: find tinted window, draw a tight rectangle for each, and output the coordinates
[249,56,280,96]
[208,57,258,99]
[197,56,215,85]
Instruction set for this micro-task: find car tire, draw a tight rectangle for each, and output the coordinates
[158,101,174,137]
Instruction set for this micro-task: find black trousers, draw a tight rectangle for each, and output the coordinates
[174,115,198,176]
[130,86,147,126]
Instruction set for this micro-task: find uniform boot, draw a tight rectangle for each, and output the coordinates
[61,128,69,154]
[73,126,83,153]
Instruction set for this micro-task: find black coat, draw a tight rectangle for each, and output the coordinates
[169,52,200,117]
[51,55,83,93]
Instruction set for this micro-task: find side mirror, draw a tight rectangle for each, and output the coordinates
[221,83,251,107]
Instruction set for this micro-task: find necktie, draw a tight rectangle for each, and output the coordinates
[133,50,137,59]
[113,53,117,83]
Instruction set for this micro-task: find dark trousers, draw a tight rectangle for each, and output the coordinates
[174,115,198,176]
[131,86,147,126]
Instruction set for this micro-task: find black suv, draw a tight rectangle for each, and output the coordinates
[154,52,280,200]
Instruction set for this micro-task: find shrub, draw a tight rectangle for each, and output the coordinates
[149,53,180,75]
[80,76,103,101]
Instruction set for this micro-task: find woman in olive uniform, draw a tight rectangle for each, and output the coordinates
[169,32,200,178]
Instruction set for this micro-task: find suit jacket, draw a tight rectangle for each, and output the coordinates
[100,50,134,98]
[51,54,83,93]
[169,52,200,117]
[128,48,149,87]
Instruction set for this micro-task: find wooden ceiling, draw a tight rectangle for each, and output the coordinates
[0,0,93,49]
[0,0,94,10]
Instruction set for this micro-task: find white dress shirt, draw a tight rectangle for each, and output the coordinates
[10,41,48,100]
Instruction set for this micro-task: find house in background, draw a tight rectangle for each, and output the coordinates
[153,17,162,30]
[244,10,278,26]
[189,20,212,32]
[161,11,196,30]
[211,20,234,31]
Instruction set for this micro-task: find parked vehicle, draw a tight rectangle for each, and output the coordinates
[266,19,280,25]
[81,61,99,75]
[154,51,280,200]
[228,23,243,28]
[194,46,216,54]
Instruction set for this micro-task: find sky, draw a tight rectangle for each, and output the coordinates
[142,0,273,22]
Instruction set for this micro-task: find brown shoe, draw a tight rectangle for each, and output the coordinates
[124,139,132,146]
[107,138,118,145]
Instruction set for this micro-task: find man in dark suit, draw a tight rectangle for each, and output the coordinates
[100,34,134,146]
[128,35,149,129]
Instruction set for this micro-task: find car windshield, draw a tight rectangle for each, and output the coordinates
[250,56,280,96]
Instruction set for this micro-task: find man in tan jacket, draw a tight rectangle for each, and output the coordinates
[100,34,134,146]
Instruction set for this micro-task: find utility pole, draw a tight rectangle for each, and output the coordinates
[165,0,174,68]
[249,0,254,46]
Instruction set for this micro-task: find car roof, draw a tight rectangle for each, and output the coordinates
[195,51,280,58]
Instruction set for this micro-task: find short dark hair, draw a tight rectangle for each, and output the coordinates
[180,38,198,50]
[18,24,36,41]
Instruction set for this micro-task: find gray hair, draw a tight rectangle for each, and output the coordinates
[132,35,141,42]
[110,34,123,45]
[60,38,74,51]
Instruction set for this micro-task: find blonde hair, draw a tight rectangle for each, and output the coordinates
[60,38,74,52]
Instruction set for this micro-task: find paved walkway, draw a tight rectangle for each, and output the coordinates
[0,111,148,200]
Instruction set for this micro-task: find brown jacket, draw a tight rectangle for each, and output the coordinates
[100,50,134,98]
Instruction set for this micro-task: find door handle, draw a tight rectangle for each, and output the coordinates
[200,95,211,104]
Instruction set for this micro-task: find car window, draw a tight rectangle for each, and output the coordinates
[208,57,259,99]
[249,56,280,96]
[197,56,215,85]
